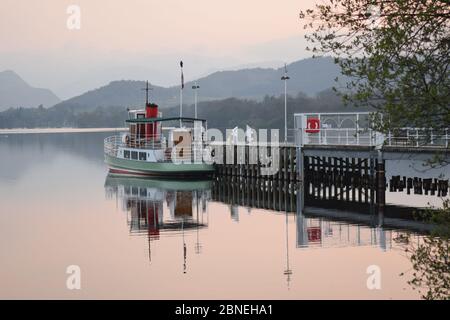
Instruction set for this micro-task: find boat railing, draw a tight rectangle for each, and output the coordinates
[104,135,164,155]
[104,135,121,157]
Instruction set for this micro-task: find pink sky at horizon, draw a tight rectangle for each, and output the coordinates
[0,0,318,98]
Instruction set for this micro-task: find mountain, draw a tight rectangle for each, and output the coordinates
[0,70,60,111]
[52,57,343,113]
[193,56,342,100]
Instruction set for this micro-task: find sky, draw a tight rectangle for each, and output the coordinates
[0,0,317,99]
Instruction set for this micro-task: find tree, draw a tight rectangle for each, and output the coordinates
[396,200,450,300]
[300,0,450,133]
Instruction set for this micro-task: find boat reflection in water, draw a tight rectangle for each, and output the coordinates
[104,173,433,288]
[105,174,211,270]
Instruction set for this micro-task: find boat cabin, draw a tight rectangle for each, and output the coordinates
[113,101,207,164]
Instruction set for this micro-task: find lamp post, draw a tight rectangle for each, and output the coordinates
[192,82,200,118]
[281,64,290,143]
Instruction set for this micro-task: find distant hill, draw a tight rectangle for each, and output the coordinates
[52,57,343,113]
[194,56,342,100]
[0,70,60,111]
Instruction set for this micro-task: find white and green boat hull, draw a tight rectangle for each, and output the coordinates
[105,154,215,177]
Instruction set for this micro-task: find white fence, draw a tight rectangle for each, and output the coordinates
[297,128,381,147]
[294,112,449,148]
[385,128,449,148]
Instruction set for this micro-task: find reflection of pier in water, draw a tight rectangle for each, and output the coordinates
[296,211,422,251]
[103,172,436,289]
[211,175,436,247]
[212,175,297,213]
[105,169,438,263]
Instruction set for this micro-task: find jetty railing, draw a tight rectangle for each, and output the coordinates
[295,127,450,148]
[294,112,449,148]
[297,128,379,147]
[385,128,449,148]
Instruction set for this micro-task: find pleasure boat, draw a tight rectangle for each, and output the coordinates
[104,84,215,177]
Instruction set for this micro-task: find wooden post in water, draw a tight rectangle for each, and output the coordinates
[370,155,375,206]
[364,159,369,204]
[358,159,363,203]
[351,158,356,202]
[345,158,350,202]
[296,144,304,211]
[376,153,386,215]
[339,158,344,201]
[289,147,297,182]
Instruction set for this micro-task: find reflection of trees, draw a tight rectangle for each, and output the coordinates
[396,200,449,300]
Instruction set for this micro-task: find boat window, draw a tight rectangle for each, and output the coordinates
[124,150,130,159]
[139,152,147,161]
[131,151,138,160]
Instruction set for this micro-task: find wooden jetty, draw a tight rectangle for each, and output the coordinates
[211,112,449,215]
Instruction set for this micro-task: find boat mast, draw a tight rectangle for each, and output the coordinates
[142,80,152,106]
[180,60,184,127]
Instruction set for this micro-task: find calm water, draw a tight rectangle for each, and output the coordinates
[0,132,447,299]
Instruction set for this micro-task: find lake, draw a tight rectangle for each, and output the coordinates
[0,131,448,299]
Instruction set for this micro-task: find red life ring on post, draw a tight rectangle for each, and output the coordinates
[306,118,320,133]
